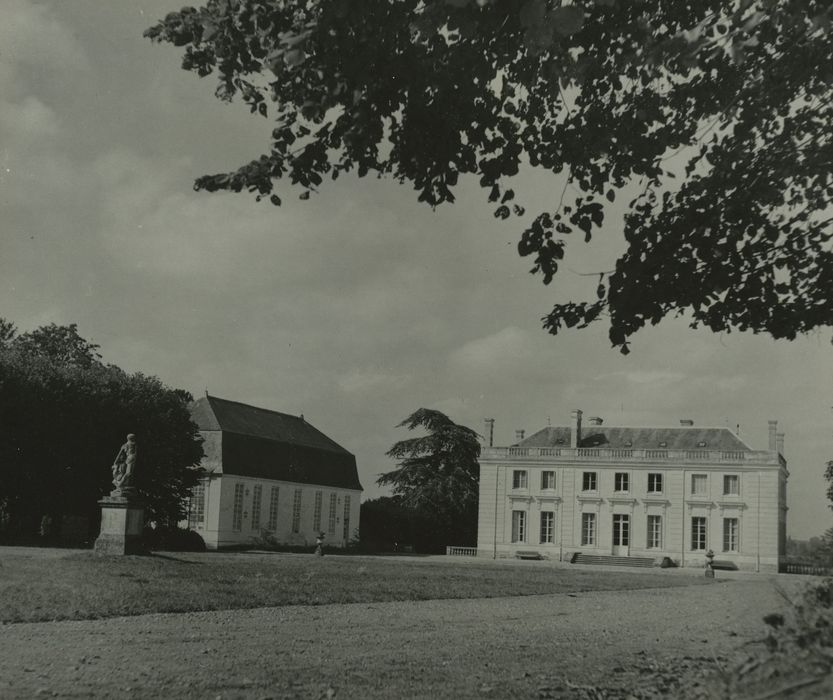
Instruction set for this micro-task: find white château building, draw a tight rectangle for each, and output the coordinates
[477,410,788,572]
[186,395,362,550]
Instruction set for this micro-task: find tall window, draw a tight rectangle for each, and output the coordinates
[511,510,527,543]
[232,483,244,531]
[541,471,555,490]
[723,518,739,552]
[691,474,708,496]
[512,470,528,489]
[267,486,280,531]
[251,484,262,531]
[647,473,663,494]
[614,472,629,492]
[313,491,323,532]
[343,495,351,541]
[691,516,707,550]
[647,515,662,549]
[328,493,337,534]
[540,511,554,543]
[581,513,596,545]
[582,472,597,492]
[188,482,205,528]
[723,475,740,496]
[292,489,302,533]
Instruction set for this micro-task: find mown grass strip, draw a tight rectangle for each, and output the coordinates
[0,550,712,623]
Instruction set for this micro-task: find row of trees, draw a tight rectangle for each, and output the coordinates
[0,319,204,543]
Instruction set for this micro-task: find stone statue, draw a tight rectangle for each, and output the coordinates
[111,433,138,493]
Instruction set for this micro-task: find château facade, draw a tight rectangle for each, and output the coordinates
[186,395,362,550]
[477,410,788,572]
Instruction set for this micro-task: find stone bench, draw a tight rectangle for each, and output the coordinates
[515,550,544,560]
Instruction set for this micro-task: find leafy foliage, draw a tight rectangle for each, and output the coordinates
[147,0,833,351]
[360,495,455,553]
[0,319,204,539]
[379,409,480,547]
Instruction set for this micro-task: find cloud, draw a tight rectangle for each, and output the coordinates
[337,368,412,395]
[594,370,686,386]
[0,1,89,92]
[0,96,60,144]
[449,326,541,373]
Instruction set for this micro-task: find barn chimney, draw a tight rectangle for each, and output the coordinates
[776,432,785,457]
[768,420,778,452]
[570,409,583,449]
[484,418,495,447]
[515,429,525,442]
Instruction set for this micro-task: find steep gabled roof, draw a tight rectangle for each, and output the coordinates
[519,425,752,452]
[191,395,351,454]
[190,395,362,490]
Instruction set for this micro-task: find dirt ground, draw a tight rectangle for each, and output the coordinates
[0,566,812,700]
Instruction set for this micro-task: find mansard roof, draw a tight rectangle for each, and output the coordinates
[518,425,752,452]
[190,395,362,490]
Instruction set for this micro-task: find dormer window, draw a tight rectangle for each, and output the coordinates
[555,437,565,445]
[697,441,707,448]
[658,441,667,448]
[624,440,633,447]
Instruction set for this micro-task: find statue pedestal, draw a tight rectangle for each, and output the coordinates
[94,491,145,555]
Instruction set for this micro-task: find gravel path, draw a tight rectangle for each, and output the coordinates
[0,574,803,699]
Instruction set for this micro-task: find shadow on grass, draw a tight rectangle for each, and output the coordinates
[146,551,201,564]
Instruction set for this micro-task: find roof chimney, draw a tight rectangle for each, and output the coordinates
[587,416,603,426]
[484,418,495,448]
[776,432,785,457]
[768,420,778,452]
[679,419,694,427]
[570,409,583,449]
[515,429,525,442]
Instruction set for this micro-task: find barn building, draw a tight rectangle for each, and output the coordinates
[477,410,788,572]
[186,395,362,550]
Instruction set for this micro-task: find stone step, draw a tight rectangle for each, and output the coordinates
[572,553,655,568]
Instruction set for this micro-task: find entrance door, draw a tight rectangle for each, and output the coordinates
[612,514,630,556]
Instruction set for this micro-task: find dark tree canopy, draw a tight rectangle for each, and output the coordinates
[0,320,204,540]
[380,408,480,546]
[146,1,833,352]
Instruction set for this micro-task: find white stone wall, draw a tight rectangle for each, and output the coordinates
[477,460,786,571]
[191,475,360,550]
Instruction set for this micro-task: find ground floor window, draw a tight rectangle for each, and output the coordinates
[511,510,527,543]
[291,489,302,533]
[267,486,279,531]
[723,517,739,552]
[188,482,205,528]
[691,516,707,551]
[581,512,596,546]
[540,511,554,544]
[232,483,244,531]
[328,493,337,534]
[313,490,323,532]
[343,495,351,541]
[250,484,262,530]
[647,515,662,549]
[612,514,629,546]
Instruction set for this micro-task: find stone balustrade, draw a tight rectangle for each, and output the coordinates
[481,446,779,465]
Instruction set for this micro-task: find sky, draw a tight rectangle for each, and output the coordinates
[2,0,832,540]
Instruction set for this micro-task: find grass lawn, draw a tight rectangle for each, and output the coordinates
[0,549,712,624]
